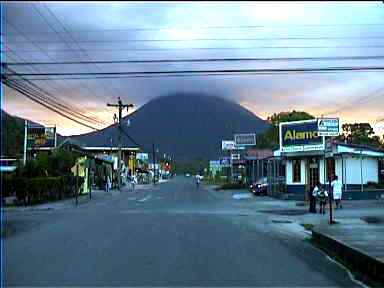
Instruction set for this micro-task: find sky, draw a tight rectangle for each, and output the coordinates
[2,1,384,136]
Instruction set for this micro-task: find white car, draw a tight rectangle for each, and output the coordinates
[185,173,190,177]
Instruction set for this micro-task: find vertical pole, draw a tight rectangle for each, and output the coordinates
[117,98,122,191]
[152,142,156,185]
[252,160,255,183]
[88,159,92,200]
[23,120,28,165]
[75,164,79,206]
[54,125,57,148]
[361,150,364,193]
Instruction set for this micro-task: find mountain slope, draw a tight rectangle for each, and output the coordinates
[70,94,269,162]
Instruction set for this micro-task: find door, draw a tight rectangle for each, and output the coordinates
[308,157,320,193]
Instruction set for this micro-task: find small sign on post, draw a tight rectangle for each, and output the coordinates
[317,118,340,137]
[222,140,236,150]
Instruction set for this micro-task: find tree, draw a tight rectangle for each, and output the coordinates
[256,110,315,149]
[337,123,383,148]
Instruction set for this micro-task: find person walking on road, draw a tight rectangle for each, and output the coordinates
[131,174,137,191]
[317,186,328,215]
[195,174,201,188]
[331,175,343,209]
[105,175,111,193]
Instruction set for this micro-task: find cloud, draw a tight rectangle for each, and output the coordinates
[3,2,384,136]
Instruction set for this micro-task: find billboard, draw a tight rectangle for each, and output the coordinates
[279,120,324,153]
[219,157,231,167]
[27,126,56,149]
[222,140,236,150]
[136,153,149,161]
[234,133,256,146]
[317,118,340,137]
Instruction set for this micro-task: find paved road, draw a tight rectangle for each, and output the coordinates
[4,177,358,287]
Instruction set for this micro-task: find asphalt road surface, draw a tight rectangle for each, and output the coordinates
[4,177,358,287]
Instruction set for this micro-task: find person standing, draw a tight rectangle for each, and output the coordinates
[332,175,343,209]
[318,187,328,215]
[310,182,320,213]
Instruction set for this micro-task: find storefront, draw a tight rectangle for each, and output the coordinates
[276,119,384,200]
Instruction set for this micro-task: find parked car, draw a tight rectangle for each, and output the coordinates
[185,173,191,177]
[249,177,268,196]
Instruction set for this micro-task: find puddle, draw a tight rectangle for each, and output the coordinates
[271,219,293,224]
[361,216,384,224]
[259,209,308,216]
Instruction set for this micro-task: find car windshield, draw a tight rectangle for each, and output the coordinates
[3,2,384,287]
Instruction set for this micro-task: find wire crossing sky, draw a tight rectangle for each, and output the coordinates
[2,1,384,136]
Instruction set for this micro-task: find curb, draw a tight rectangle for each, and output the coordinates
[312,228,384,286]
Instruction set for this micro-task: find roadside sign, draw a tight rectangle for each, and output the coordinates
[27,125,56,149]
[234,133,256,146]
[279,119,324,153]
[136,153,149,161]
[317,118,340,137]
[222,140,236,150]
[219,157,231,167]
[231,153,240,160]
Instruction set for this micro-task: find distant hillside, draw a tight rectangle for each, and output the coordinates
[70,94,270,162]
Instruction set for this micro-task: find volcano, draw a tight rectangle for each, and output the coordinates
[69,94,269,162]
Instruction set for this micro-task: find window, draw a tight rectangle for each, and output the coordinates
[292,160,301,183]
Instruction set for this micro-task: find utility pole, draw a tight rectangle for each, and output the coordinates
[152,142,156,185]
[107,97,134,191]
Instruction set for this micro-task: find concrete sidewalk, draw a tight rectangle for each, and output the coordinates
[312,219,384,286]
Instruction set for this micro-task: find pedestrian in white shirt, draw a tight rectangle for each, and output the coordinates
[331,175,343,209]
[310,182,320,213]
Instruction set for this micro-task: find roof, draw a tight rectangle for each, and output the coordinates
[331,141,384,153]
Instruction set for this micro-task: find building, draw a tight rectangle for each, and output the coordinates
[274,119,384,200]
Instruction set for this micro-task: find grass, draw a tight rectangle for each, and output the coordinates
[300,223,315,231]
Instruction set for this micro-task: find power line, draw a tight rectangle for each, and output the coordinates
[2,79,100,131]
[4,35,384,44]
[5,66,384,78]
[3,67,106,126]
[4,22,384,35]
[8,69,384,81]
[40,3,124,102]
[3,61,107,126]
[4,45,384,53]
[4,19,109,125]
[4,55,384,66]
[322,86,384,116]
[25,5,120,113]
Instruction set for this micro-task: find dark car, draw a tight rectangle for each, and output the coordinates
[249,177,268,196]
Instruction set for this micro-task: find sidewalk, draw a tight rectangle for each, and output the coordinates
[312,219,384,286]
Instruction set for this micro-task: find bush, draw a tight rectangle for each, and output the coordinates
[2,176,77,205]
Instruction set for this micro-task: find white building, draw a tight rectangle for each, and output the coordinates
[274,119,384,200]
[274,142,384,200]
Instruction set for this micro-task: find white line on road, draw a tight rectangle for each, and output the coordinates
[137,195,152,202]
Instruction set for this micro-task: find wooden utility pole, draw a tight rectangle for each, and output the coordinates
[107,97,134,190]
